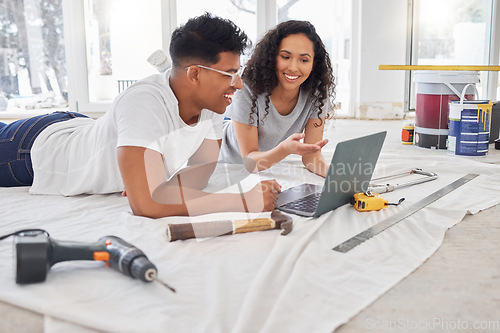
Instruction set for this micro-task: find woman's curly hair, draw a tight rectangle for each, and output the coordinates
[243,20,335,126]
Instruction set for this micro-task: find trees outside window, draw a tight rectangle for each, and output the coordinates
[0,0,67,111]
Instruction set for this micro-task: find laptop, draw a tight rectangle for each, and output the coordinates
[276,131,387,217]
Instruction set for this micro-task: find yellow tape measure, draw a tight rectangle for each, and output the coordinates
[352,192,405,212]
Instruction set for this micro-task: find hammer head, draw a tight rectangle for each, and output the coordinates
[271,210,293,235]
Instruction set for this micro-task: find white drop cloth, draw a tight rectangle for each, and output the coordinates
[1,132,499,333]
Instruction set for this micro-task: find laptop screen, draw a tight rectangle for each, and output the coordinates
[314,131,387,217]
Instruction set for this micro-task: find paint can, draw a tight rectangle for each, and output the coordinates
[448,84,493,157]
[401,122,414,144]
[413,71,479,149]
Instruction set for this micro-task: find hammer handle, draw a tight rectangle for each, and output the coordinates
[166,218,275,242]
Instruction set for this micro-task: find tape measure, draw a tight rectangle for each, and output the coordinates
[334,173,479,253]
[352,192,404,212]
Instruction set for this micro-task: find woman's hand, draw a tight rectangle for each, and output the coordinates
[281,133,328,156]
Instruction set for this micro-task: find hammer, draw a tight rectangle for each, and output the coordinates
[166,210,293,242]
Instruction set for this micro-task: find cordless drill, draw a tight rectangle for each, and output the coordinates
[14,232,159,285]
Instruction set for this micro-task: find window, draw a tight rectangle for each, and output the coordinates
[408,0,497,110]
[177,0,257,46]
[498,52,500,97]
[277,0,352,115]
[83,0,162,102]
[415,0,491,66]
[66,0,260,115]
[0,0,67,113]
[2,0,350,116]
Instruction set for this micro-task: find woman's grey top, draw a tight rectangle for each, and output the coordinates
[221,84,328,164]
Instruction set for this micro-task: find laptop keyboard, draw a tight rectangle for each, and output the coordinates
[281,192,321,213]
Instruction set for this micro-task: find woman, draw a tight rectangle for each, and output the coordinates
[221,20,335,177]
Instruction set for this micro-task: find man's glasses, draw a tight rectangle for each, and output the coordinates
[186,65,244,86]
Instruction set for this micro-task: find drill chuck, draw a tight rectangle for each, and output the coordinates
[131,256,157,282]
[99,236,158,283]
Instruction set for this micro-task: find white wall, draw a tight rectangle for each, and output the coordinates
[351,0,407,119]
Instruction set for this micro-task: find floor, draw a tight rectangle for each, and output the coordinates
[0,118,499,333]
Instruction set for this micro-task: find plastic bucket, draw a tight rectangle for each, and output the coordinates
[448,84,493,156]
[413,71,479,149]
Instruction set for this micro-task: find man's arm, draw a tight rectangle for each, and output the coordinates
[163,138,221,191]
[117,145,281,218]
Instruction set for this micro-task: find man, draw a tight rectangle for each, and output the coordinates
[0,13,281,218]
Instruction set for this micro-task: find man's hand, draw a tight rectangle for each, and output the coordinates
[243,179,282,212]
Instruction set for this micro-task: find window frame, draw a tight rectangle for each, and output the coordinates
[62,0,176,117]
[63,0,279,117]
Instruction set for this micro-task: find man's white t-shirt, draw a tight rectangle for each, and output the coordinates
[30,70,223,196]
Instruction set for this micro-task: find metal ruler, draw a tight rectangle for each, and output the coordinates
[333,173,479,253]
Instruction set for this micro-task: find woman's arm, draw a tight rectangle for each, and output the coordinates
[232,120,287,172]
[232,119,328,173]
[117,145,281,218]
[302,117,329,177]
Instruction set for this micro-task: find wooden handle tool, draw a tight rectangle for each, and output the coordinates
[166,210,293,242]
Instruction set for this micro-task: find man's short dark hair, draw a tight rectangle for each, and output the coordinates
[169,12,250,67]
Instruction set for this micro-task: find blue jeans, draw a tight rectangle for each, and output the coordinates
[0,111,88,187]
